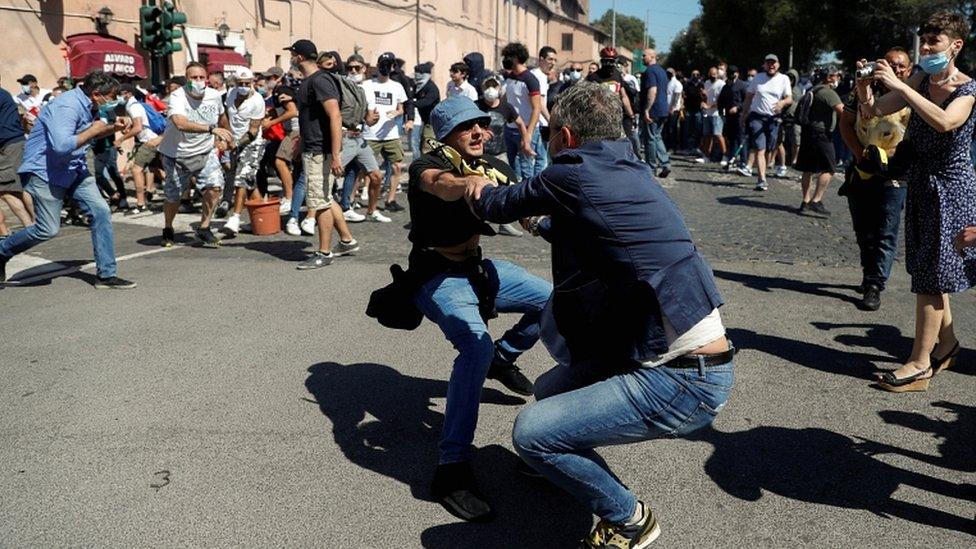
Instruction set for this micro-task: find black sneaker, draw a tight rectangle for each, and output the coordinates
[161,227,176,248]
[332,239,360,257]
[214,200,230,219]
[179,200,195,214]
[797,202,809,214]
[195,227,221,248]
[582,501,661,548]
[809,201,831,216]
[861,284,882,311]
[94,276,137,290]
[430,462,493,522]
[657,167,671,178]
[385,201,406,213]
[297,251,333,270]
[487,355,534,396]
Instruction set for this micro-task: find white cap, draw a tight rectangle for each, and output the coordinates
[235,67,255,80]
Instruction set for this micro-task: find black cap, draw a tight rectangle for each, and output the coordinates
[377,52,396,66]
[284,40,318,60]
[414,62,433,73]
[17,74,37,85]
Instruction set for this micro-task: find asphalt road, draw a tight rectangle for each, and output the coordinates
[1,156,974,547]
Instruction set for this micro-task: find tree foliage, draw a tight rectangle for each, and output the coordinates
[593,10,655,50]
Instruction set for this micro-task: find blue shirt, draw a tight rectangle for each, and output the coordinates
[18,87,94,188]
[641,64,670,119]
[0,89,25,147]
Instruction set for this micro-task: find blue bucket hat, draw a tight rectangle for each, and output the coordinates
[430,96,491,141]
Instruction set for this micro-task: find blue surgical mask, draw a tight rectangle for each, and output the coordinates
[919,47,954,75]
[98,99,120,119]
[570,70,581,81]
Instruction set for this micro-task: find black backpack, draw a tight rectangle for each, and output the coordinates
[795,85,823,127]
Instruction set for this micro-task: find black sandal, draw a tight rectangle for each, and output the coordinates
[931,342,960,375]
[875,366,933,393]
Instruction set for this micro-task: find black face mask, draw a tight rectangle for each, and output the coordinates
[378,63,392,76]
[502,57,514,70]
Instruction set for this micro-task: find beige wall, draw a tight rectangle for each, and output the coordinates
[0,0,601,95]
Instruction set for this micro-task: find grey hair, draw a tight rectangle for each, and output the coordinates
[550,81,623,144]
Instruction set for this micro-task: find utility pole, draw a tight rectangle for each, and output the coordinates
[611,0,617,48]
[416,0,421,67]
[645,9,650,49]
[788,32,794,68]
[912,26,920,64]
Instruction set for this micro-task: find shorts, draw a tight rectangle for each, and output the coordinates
[368,139,404,165]
[132,142,159,168]
[794,127,836,175]
[161,150,223,203]
[340,135,380,173]
[0,139,25,187]
[302,151,334,211]
[276,131,300,162]
[748,113,781,151]
[703,114,724,136]
[234,140,268,190]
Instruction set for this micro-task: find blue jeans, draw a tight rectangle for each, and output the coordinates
[410,122,424,161]
[663,112,681,151]
[290,168,306,221]
[0,174,117,278]
[682,111,703,151]
[504,126,546,181]
[341,164,360,211]
[413,258,552,464]
[94,147,126,201]
[513,358,733,523]
[724,114,748,164]
[847,184,907,290]
[640,116,670,170]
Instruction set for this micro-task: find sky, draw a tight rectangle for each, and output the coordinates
[589,0,701,54]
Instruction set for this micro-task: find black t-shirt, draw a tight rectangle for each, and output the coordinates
[477,98,517,156]
[684,80,704,113]
[408,152,516,248]
[296,70,339,154]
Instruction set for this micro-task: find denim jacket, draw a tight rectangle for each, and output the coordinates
[474,139,723,365]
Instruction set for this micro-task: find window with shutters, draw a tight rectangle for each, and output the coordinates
[561,33,573,51]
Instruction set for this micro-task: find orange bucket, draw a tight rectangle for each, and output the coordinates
[244,198,282,235]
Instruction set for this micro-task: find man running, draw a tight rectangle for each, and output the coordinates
[222,68,269,235]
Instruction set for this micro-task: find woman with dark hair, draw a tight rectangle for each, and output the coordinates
[317,50,344,75]
[857,10,976,392]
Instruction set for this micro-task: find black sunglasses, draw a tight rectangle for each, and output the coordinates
[454,117,490,133]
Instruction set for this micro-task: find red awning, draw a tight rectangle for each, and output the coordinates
[198,46,249,77]
[65,33,147,80]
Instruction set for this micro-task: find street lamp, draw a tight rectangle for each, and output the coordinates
[217,23,230,46]
[95,6,113,34]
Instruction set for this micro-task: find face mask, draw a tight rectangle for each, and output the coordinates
[709,76,717,82]
[919,47,954,75]
[237,85,251,95]
[351,73,365,84]
[378,64,392,77]
[414,73,431,88]
[256,87,267,97]
[718,69,726,80]
[483,87,500,102]
[97,99,120,118]
[747,75,755,82]
[502,57,514,70]
[21,84,31,94]
[570,70,581,81]
[186,80,206,95]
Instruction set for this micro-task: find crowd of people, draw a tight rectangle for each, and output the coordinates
[1,8,975,547]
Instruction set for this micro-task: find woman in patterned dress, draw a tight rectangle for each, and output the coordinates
[856,10,976,392]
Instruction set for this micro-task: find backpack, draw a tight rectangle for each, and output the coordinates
[139,100,167,134]
[324,72,368,130]
[794,85,823,127]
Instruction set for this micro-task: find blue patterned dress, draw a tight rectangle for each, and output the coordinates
[904,77,976,294]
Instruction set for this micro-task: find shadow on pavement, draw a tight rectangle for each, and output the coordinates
[304,362,590,547]
[692,425,976,534]
[220,239,311,261]
[716,194,803,215]
[714,268,861,306]
[728,328,882,379]
[857,402,976,474]
[5,259,96,287]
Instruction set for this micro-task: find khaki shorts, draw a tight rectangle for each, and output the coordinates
[0,139,25,187]
[132,142,159,168]
[302,151,334,211]
[368,138,404,165]
[276,131,300,162]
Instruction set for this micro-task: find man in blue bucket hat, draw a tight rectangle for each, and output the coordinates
[393,96,552,521]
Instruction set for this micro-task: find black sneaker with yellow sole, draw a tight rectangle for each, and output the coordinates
[582,501,661,548]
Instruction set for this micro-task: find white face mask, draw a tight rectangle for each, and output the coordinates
[483,87,500,102]
[237,85,251,95]
[187,80,206,95]
[351,73,365,84]
[570,70,582,81]
[21,84,31,94]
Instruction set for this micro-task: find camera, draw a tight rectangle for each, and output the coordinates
[856,62,877,79]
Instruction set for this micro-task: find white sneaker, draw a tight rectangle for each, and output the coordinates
[285,218,301,236]
[775,165,788,178]
[300,217,317,235]
[278,198,292,214]
[359,187,369,202]
[693,157,706,164]
[222,214,241,235]
[343,209,366,222]
[368,210,392,223]
[720,158,729,167]
[737,166,753,177]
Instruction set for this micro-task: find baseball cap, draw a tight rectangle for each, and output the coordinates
[430,96,492,141]
[764,53,779,63]
[377,52,396,66]
[17,74,37,85]
[235,67,255,80]
[263,66,284,78]
[414,62,433,74]
[284,39,317,60]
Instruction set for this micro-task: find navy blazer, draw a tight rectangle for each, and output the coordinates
[474,139,724,366]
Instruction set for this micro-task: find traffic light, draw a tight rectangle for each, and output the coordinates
[159,2,187,54]
[139,5,162,51]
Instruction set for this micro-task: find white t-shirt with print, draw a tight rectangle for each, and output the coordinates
[158,87,225,158]
[361,78,407,141]
[125,96,159,143]
[225,88,266,143]
[747,72,792,116]
[704,79,725,117]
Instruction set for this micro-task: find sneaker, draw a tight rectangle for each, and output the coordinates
[116,199,130,212]
[343,208,366,222]
[179,200,196,214]
[720,158,729,167]
[126,203,150,215]
[278,198,292,215]
[775,165,788,178]
[693,157,705,164]
[332,239,360,257]
[368,210,392,223]
[195,227,220,248]
[797,202,809,214]
[737,166,753,177]
[497,222,524,237]
[430,462,493,523]
[808,201,831,216]
[754,180,768,191]
[657,167,671,178]
[285,218,301,236]
[861,284,882,311]
[385,201,406,213]
[214,200,229,219]
[582,501,661,549]
[300,217,317,235]
[297,251,333,270]
[222,214,241,235]
[160,227,176,248]
[94,276,137,290]
[359,187,369,202]
[487,355,533,396]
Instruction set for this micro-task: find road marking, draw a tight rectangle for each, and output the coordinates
[5,246,179,286]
